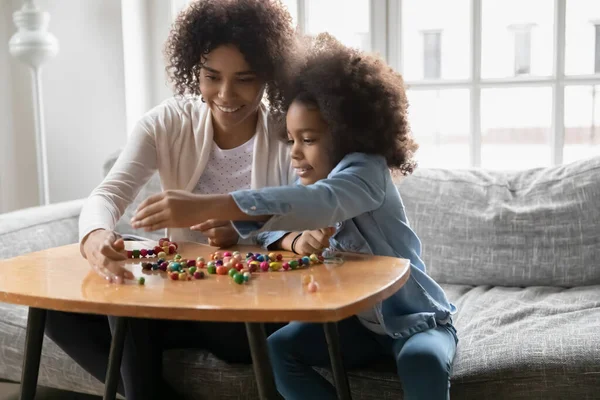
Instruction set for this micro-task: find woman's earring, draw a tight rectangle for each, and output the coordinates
[201,96,205,103]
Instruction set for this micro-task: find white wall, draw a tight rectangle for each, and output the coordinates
[1,0,128,212]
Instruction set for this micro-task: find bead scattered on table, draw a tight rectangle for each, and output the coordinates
[129,239,336,285]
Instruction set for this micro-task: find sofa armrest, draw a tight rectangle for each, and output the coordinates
[0,199,85,260]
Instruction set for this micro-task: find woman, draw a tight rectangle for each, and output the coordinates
[45,1,298,398]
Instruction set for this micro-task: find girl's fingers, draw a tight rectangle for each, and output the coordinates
[196,219,230,232]
[100,239,127,261]
[131,198,164,225]
[133,210,167,229]
[135,193,165,214]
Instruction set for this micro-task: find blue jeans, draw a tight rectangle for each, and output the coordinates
[267,316,458,400]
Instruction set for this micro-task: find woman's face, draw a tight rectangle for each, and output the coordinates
[199,45,266,132]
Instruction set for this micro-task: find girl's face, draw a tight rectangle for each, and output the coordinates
[199,45,266,132]
[286,100,335,185]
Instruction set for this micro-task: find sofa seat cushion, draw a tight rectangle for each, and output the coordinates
[162,283,600,400]
[448,283,600,399]
[0,302,107,397]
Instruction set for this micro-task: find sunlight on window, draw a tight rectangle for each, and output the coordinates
[407,89,471,169]
[481,87,552,170]
[305,0,370,51]
[482,0,554,78]
[564,85,600,163]
[402,0,470,81]
[565,0,600,76]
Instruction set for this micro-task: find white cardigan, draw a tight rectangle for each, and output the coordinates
[79,96,294,243]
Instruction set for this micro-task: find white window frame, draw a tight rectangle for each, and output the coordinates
[170,0,600,167]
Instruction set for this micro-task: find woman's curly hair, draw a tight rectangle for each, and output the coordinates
[165,0,297,114]
[286,33,418,175]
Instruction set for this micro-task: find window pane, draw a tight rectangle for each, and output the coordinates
[564,85,600,163]
[482,0,554,78]
[305,0,370,51]
[565,0,600,75]
[481,87,552,170]
[280,0,298,28]
[407,89,470,169]
[402,0,470,81]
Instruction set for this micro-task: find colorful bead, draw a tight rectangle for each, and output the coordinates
[141,262,152,270]
[246,252,254,258]
[216,266,228,275]
[207,261,215,268]
[269,262,282,271]
[307,281,319,292]
[147,249,154,256]
[234,262,244,271]
[194,271,205,279]
[301,256,310,265]
[170,273,179,280]
[233,273,244,284]
[260,261,269,272]
[158,237,169,246]
[197,261,205,268]
[174,254,182,261]
[223,256,231,264]
[268,253,277,261]
[223,251,232,257]
[152,263,159,270]
[282,262,290,271]
[289,260,299,270]
[127,250,133,258]
[207,265,217,274]
[243,272,251,282]
[248,262,258,273]
[140,249,148,257]
[256,255,265,262]
[187,259,196,267]
[189,266,197,274]
[154,246,162,254]
[132,249,140,258]
[138,277,145,285]
[228,268,238,277]
[216,260,224,266]
[178,272,187,280]
[168,245,176,254]
[157,251,167,259]
[196,257,205,263]
[276,254,283,261]
[310,254,319,263]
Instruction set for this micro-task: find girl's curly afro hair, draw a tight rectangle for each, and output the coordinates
[165,0,297,114]
[287,33,419,175]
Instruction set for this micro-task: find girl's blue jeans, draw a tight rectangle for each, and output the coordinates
[267,316,458,400]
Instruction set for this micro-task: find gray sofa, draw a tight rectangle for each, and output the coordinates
[1,152,599,399]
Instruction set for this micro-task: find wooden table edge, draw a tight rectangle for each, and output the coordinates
[0,264,410,323]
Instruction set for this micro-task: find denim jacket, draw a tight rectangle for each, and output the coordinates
[231,152,457,339]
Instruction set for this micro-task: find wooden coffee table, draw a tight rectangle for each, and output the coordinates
[0,241,410,400]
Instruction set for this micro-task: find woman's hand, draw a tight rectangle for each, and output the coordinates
[190,219,240,248]
[130,190,206,231]
[292,227,336,255]
[81,229,134,284]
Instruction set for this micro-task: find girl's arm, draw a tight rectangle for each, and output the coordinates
[131,153,387,234]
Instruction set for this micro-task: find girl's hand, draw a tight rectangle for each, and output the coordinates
[190,219,240,248]
[293,227,336,255]
[130,190,205,231]
[81,229,134,284]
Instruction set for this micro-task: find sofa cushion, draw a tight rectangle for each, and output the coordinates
[0,303,107,397]
[397,155,600,287]
[448,283,600,399]
[0,199,84,259]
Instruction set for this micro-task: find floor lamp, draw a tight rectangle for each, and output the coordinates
[9,0,58,206]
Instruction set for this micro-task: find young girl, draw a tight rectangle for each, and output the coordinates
[132,33,458,399]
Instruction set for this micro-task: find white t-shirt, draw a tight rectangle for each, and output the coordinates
[186,135,256,244]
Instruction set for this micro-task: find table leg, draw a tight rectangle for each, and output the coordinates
[245,322,280,400]
[323,322,352,400]
[19,307,46,400]
[104,317,127,400]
